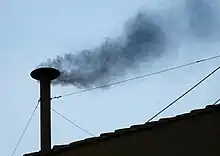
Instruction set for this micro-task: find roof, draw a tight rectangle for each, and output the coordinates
[24,104,220,156]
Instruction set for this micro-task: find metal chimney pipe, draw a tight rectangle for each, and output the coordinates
[30,67,60,152]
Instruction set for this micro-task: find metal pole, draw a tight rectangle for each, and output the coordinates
[31,67,60,152]
[40,78,51,151]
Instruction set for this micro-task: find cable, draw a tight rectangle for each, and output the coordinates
[11,100,40,156]
[146,65,220,122]
[213,98,220,105]
[51,54,220,100]
[51,108,95,137]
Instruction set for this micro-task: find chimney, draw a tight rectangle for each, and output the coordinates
[30,67,60,152]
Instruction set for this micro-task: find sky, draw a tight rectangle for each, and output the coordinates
[1,0,220,155]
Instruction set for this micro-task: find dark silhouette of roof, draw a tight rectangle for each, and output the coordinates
[24,104,220,156]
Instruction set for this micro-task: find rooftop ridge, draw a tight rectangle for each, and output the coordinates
[24,104,220,156]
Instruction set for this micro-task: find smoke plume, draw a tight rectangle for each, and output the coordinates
[39,0,220,88]
[185,0,220,39]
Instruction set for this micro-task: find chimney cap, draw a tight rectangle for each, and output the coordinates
[31,67,60,81]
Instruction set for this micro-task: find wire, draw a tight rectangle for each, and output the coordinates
[146,65,220,122]
[51,54,220,100]
[213,98,220,105]
[51,108,95,137]
[11,100,40,156]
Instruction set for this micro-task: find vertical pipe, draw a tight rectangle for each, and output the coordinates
[40,79,51,152]
[31,67,60,152]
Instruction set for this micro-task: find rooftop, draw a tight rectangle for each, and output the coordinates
[24,104,220,156]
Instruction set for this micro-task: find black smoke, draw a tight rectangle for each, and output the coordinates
[185,0,219,39]
[39,0,220,88]
[39,12,166,88]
